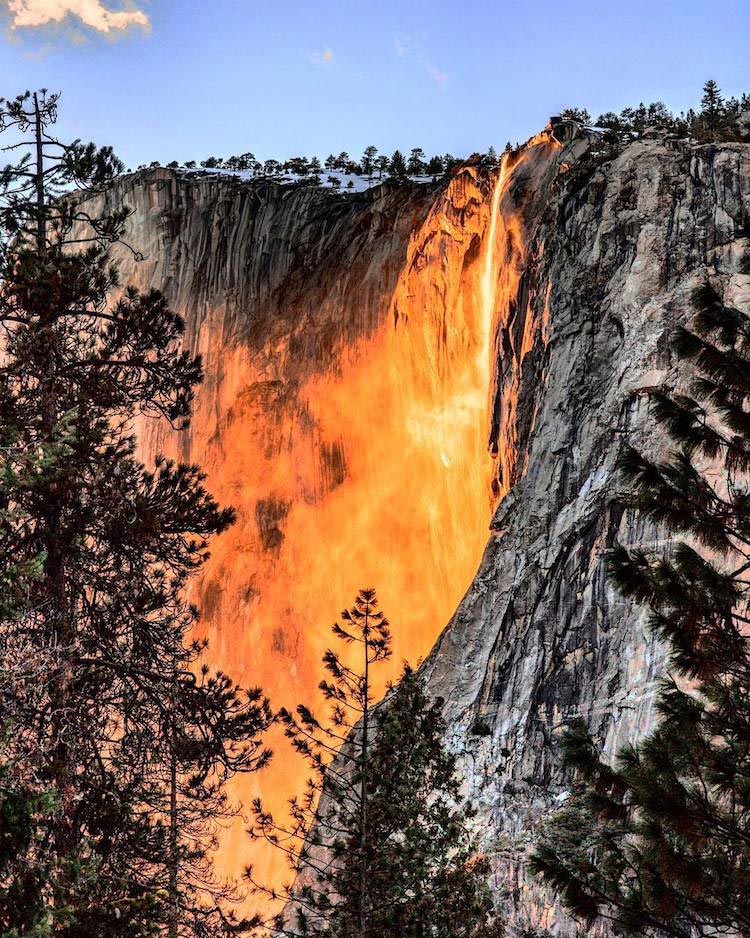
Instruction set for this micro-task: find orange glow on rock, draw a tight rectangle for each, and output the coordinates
[135,147,556,913]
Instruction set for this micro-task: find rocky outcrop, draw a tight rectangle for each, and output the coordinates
[423,137,750,932]
[101,134,750,929]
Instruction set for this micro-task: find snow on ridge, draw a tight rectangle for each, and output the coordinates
[173,165,438,193]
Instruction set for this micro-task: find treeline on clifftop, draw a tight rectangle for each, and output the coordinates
[136,146,470,185]
[0,89,499,937]
[136,80,750,185]
[562,78,750,145]
[532,240,750,926]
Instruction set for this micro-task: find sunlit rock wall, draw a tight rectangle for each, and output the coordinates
[100,161,510,895]
[99,133,750,931]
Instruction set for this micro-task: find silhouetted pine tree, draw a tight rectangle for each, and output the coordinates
[360,146,378,179]
[484,146,498,168]
[0,90,272,936]
[531,267,750,936]
[406,148,426,175]
[426,155,445,177]
[0,414,92,934]
[700,79,724,133]
[328,665,501,938]
[249,589,501,938]
[388,150,408,179]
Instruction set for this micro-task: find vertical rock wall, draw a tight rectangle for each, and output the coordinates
[98,135,750,928]
[421,137,750,931]
[99,161,506,893]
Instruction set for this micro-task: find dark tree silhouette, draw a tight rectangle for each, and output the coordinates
[406,147,426,175]
[532,262,750,936]
[0,90,272,937]
[361,146,378,179]
[388,150,407,179]
[700,79,724,131]
[249,590,501,938]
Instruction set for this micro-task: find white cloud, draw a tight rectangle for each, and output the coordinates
[5,0,149,34]
[308,47,334,66]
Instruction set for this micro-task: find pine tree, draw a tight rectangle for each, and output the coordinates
[0,90,273,936]
[285,156,310,176]
[308,157,322,187]
[361,146,378,180]
[560,107,591,124]
[426,155,444,177]
[0,416,84,935]
[406,147,426,175]
[249,590,500,938]
[388,150,407,179]
[326,666,501,938]
[443,153,460,173]
[375,155,389,179]
[484,145,498,168]
[531,265,750,936]
[701,78,724,132]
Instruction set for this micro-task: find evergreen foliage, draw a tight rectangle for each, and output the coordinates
[406,148,426,175]
[589,79,750,144]
[483,146,498,168]
[248,590,500,938]
[375,155,390,179]
[0,90,273,936]
[387,150,408,179]
[426,155,445,176]
[531,262,750,936]
[360,146,377,179]
[560,107,591,125]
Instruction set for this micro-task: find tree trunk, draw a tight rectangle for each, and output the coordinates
[169,658,179,938]
[359,614,369,938]
[32,92,78,930]
[33,93,46,259]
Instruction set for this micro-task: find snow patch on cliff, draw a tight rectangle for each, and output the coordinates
[178,166,437,193]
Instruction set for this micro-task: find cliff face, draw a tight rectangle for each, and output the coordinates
[103,134,750,926]
[422,137,750,932]
[101,159,515,889]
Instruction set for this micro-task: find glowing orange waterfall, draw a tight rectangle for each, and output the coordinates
[146,153,542,910]
[480,160,504,387]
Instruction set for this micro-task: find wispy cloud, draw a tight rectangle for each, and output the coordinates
[427,63,448,89]
[394,32,448,90]
[308,47,334,66]
[393,32,409,56]
[4,0,149,35]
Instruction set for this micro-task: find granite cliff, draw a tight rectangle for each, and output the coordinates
[99,128,750,928]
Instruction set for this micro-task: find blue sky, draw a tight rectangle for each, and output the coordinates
[0,0,748,168]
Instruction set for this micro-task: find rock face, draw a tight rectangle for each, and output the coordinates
[101,160,508,890]
[102,134,750,928]
[422,136,750,932]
